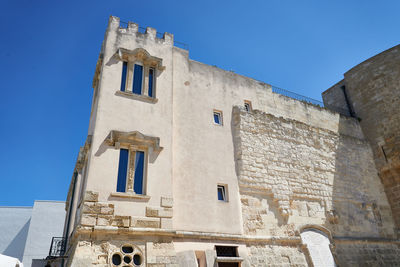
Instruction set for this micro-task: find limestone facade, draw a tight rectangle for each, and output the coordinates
[59,16,400,267]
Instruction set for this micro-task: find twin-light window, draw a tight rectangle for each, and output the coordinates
[120,62,155,98]
[117,148,146,194]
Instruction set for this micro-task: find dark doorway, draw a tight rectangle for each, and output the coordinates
[218,263,239,267]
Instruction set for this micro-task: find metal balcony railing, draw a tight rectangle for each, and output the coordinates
[48,237,66,258]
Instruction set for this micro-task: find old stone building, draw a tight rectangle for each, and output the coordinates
[56,16,400,266]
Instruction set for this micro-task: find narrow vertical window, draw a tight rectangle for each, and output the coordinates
[217,185,227,201]
[132,64,143,95]
[117,149,129,192]
[120,62,128,92]
[213,110,223,125]
[133,151,145,194]
[148,68,155,97]
[244,100,252,112]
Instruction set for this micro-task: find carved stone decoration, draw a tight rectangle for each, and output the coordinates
[105,130,163,153]
[109,243,145,267]
[117,48,166,71]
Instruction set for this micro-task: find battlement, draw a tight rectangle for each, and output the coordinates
[108,16,188,50]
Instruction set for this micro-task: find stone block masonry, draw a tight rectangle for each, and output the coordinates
[232,106,399,263]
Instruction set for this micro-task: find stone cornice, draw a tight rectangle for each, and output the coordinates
[105,130,163,153]
[117,48,165,71]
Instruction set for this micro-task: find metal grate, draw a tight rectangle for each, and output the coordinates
[48,237,66,258]
[215,246,238,257]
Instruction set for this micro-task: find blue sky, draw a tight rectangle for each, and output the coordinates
[1,0,399,206]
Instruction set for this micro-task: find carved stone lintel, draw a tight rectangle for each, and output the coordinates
[104,130,163,153]
[117,48,165,71]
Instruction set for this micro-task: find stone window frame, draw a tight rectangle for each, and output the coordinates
[214,245,243,266]
[213,109,223,126]
[109,243,145,267]
[105,130,163,200]
[117,145,148,195]
[115,48,165,104]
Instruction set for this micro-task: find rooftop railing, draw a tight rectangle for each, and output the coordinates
[271,85,350,116]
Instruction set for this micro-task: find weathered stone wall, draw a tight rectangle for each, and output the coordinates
[67,237,178,267]
[233,107,395,238]
[334,242,400,267]
[79,191,173,230]
[323,45,400,233]
[244,245,308,267]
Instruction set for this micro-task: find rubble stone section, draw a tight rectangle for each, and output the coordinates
[233,107,395,238]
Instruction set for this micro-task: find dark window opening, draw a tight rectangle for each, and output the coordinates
[133,64,143,94]
[122,245,134,254]
[120,62,128,92]
[112,254,122,265]
[133,151,145,194]
[244,100,252,112]
[215,246,238,257]
[149,68,155,97]
[217,185,227,201]
[133,254,142,265]
[123,255,131,264]
[213,111,222,125]
[116,149,129,192]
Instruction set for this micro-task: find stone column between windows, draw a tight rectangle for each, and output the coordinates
[126,145,138,192]
[125,62,134,92]
[143,66,150,96]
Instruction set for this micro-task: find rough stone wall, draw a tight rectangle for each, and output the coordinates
[244,245,308,267]
[334,242,400,267]
[233,107,395,239]
[323,45,400,233]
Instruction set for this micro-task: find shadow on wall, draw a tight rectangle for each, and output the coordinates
[3,219,30,261]
[329,116,387,238]
[327,115,399,265]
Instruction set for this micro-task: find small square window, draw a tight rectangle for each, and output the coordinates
[244,100,252,112]
[217,185,227,201]
[213,110,223,125]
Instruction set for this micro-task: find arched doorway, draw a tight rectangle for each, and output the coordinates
[300,228,336,267]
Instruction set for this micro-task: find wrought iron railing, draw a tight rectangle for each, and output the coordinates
[271,85,350,116]
[271,85,324,107]
[48,237,66,258]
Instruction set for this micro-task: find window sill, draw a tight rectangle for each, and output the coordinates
[216,257,244,263]
[115,91,158,104]
[110,192,151,200]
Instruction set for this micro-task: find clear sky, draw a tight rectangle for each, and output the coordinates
[1,0,399,206]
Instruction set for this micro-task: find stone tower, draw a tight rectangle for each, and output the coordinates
[323,45,400,236]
